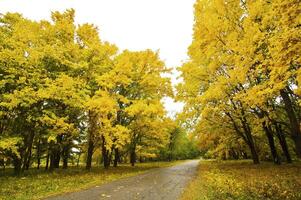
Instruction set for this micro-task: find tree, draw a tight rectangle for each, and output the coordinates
[177,0,300,164]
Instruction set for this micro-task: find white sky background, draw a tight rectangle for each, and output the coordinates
[0,0,195,117]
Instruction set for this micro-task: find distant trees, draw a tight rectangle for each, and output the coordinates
[177,0,300,164]
[159,124,200,161]
[0,10,199,175]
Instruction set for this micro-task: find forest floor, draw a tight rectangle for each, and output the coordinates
[45,160,199,200]
[0,161,184,200]
[181,160,301,200]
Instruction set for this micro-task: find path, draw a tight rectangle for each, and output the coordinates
[46,160,199,200]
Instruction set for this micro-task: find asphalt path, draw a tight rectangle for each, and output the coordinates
[46,160,199,200]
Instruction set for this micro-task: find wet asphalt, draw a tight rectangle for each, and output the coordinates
[45,160,199,200]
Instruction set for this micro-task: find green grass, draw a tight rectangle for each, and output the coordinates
[181,160,301,200]
[0,161,180,200]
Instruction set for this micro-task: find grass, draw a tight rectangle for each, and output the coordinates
[181,160,301,200]
[0,161,180,200]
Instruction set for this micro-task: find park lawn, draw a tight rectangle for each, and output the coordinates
[181,160,301,200]
[0,161,180,200]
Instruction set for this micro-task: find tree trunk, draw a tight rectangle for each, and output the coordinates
[102,136,110,169]
[263,122,281,164]
[280,89,301,158]
[86,111,96,170]
[130,148,136,166]
[275,124,292,163]
[226,111,259,164]
[113,148,119,167]
[22,132,34,171]
[49,150,55,171]
[102,150,110,169]
[54,136,62,169]
[249,142,260,164]
[49,142,60,171]
[13,155,22,175]
[62,145,69,169]
[242,120,260,164]
[50,147,61,169]
[240,117,259,164]
[25,147,32,170]
[37,139,41,169]
[45,151,50,170]
[86,140,94,170]
[292,133,301,159]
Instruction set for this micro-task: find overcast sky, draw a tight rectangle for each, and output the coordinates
[0,0,195,116]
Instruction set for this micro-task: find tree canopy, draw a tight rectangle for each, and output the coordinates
[0,9,199,174]
[177,0,300,164]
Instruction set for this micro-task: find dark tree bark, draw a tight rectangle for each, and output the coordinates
[49,141,60,171]
[53,135,62,169]
[50,147,61,170]
[247,138,260,164]
[62,144,69,169]
[262,122,281,164]
[241,116,260,164]
[226,111,259,164]
[25,147,32,170]
[113,148,119,167]
[86,111,96,170]
[45,151,50,170]
[49,150,55,171]
[36,139,41,169]
[280,89,301,158]
[13,155,22,175]
[54,151,61,168]
[130,148,136,166]
[102,136,110,169]
[86,139,94,170]
[22,131,35,171]
[275,124,292,163]
[227,98,260,164]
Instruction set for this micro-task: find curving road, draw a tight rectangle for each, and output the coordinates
[46,160,199,200]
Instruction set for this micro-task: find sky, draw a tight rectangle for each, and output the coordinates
[0,0,195,117]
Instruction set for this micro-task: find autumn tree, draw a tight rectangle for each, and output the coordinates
[177,0,300,164]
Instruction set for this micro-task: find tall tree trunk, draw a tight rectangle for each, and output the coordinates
[49,150,55,171]
[36,139,41,169]
[241,117,260,164]
[51,147,61,169]
[86,140,94,170]
[25,147,32,170]
[54,136,62,169]
[275,124,292,163]
[226,111,260,164]
[86,111,96,170]
[45,150,50,170]
[13,155,22,175]
[62,144,69,169]
[102,136,110,169]
[113,148,119,167]
[22,132,34,171]
[130,148,136,166]
[49,141,59,171]
[280,89,301,158]
[263,122,281,164]
[249,144,260,164]
[242,123,259,164]
[168,139,173,161]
